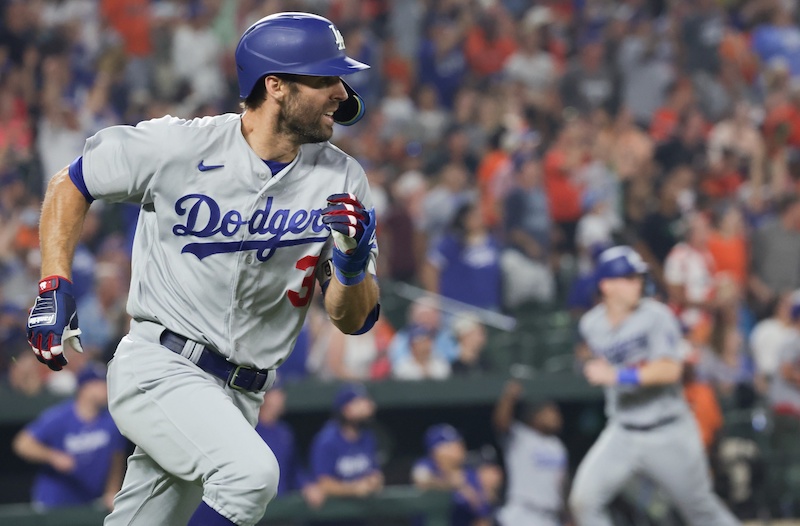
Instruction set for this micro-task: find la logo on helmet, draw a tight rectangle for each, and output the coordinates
[329,24,345,50]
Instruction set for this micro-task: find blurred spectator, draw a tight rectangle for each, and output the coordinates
[393,324,451,381]
[681,0,725,78]
[749,195,800,316]
[411,423,495,526]
[451,314,489,375]
[255,378,299,497]
[423,202,502,312]
[503,158,551,264]
[12,363,126,511]
[616,18,674,127]
[419,162,475,242]
[751,291,798,387]
[696,321,756,410]
[307,384,383,514]
[388,297,459,369]
[417,20,467,110]
[463,7,516,79]
[655,109,708,174]
[664,212,717,342]
[503,19,557,112]
[683,358,724,453]
[493,381,568,526]
[559,39,616,115]
[76,262,129,362]
[575,190,616,274]
[750,4,800,80]
[707,205,749,290]
[707,101,765,169]
[100,0,153,97]
[649,80,695,144]
[171,3,225,115]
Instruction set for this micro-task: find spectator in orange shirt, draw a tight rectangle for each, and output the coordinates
[100,0,153,96]
[684,359,724,451]
[464,10,517,78]
[649,80,695,144]
[543,123,586,254]
[708,205,748,288]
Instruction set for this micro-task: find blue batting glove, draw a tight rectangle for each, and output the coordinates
[321,193,376,285]
[27,276,83,371]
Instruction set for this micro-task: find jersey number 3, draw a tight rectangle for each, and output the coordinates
[287,255,319,307]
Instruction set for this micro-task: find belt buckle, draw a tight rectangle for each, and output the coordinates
[228,365,252,392]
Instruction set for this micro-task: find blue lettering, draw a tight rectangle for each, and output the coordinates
[171,193,331,261]
[288,210,309,233]
[221,210,245,236]
[173,194,221,237]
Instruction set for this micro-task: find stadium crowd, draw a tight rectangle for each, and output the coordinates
[2,0,800,522]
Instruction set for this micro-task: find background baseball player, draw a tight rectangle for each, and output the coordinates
[25,12,379,526]
[569,245,739,526]
[493,380,568,526]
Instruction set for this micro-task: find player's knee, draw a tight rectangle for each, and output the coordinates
[206,445,280,523]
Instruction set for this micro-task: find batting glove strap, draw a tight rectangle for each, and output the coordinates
[27,275,83,371]
[334,267,367,286]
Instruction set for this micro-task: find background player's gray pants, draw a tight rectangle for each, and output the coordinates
[569,415,739,526]
[103,321,278,526]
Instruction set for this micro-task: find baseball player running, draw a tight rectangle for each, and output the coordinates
[26,12,379,526]
[569,246,738,526]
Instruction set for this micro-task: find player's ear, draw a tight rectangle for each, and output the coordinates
[265,75,287,101]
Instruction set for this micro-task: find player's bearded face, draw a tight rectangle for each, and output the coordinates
[277,82,335,144]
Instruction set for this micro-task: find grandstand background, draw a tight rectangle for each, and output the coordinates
[1,0,800,524]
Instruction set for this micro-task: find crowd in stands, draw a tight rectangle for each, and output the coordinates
[3,0,800,521]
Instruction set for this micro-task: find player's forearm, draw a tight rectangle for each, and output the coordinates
[105,451,126,496]
[324,274,379,334]
[12,432,58,465]
[636,359,683,386]
[492,393,516,433]
[315,475,369,497]
[40,166,91,279]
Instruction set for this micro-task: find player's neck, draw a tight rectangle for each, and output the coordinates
[604,301,635,327]
[241,109,300,163]
[74,398,101,422]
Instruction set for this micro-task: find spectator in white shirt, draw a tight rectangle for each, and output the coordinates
[393,324,451,381]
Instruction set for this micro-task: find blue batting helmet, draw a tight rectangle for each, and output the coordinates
[790,289,800,321]
[595,245,648,282]
[235,12,369,126]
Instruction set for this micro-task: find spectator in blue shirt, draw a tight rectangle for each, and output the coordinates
[411,424,495,526]
[12,362,127,511]
[255,376,298,497]
[423,202,503,311]
[308,383,383,512]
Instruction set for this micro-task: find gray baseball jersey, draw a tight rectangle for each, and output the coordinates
[501,422,567,517]
[81,113,377,370]
[769,331,800,411]
[578,298,689,427]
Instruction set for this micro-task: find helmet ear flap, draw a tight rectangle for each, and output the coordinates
[333,81,365,126]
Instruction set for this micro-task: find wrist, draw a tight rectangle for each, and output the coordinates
[38,275,73,294]
[334,267,366,286]
[616,367,640,386]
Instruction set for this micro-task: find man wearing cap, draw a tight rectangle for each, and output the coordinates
[12,362,127,511]
[393,323,452,380]
[411,423,496,526]
[307,383,383,516]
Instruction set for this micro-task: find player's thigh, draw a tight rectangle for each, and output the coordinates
[105,446,202,526]
[107,337,277,486]
[570,424,639,506]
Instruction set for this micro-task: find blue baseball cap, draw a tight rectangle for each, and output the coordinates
[333,383,370,412]
[77,362,107,388]
[408,324,436,342]
[425,424,463,453]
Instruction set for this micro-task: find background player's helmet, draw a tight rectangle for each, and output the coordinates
[790,289,800,321]
[594,245,648,282]
[235,12,369,126]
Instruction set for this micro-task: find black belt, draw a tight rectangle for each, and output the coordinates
[159,329,273,392]
[621,415,679,432]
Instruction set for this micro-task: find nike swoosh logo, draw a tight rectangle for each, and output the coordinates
[198,161,224,172]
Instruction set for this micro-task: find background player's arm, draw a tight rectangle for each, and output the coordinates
[103,451,126,510]
[316,472,382,498]
[40,166,92,278]
[12,430,75,473]
[324,272,379,334]
[493,380,523,435]
[584,357,683,387]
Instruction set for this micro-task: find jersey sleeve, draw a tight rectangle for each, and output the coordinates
[647,304,683,361]
[81,116,179,204]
